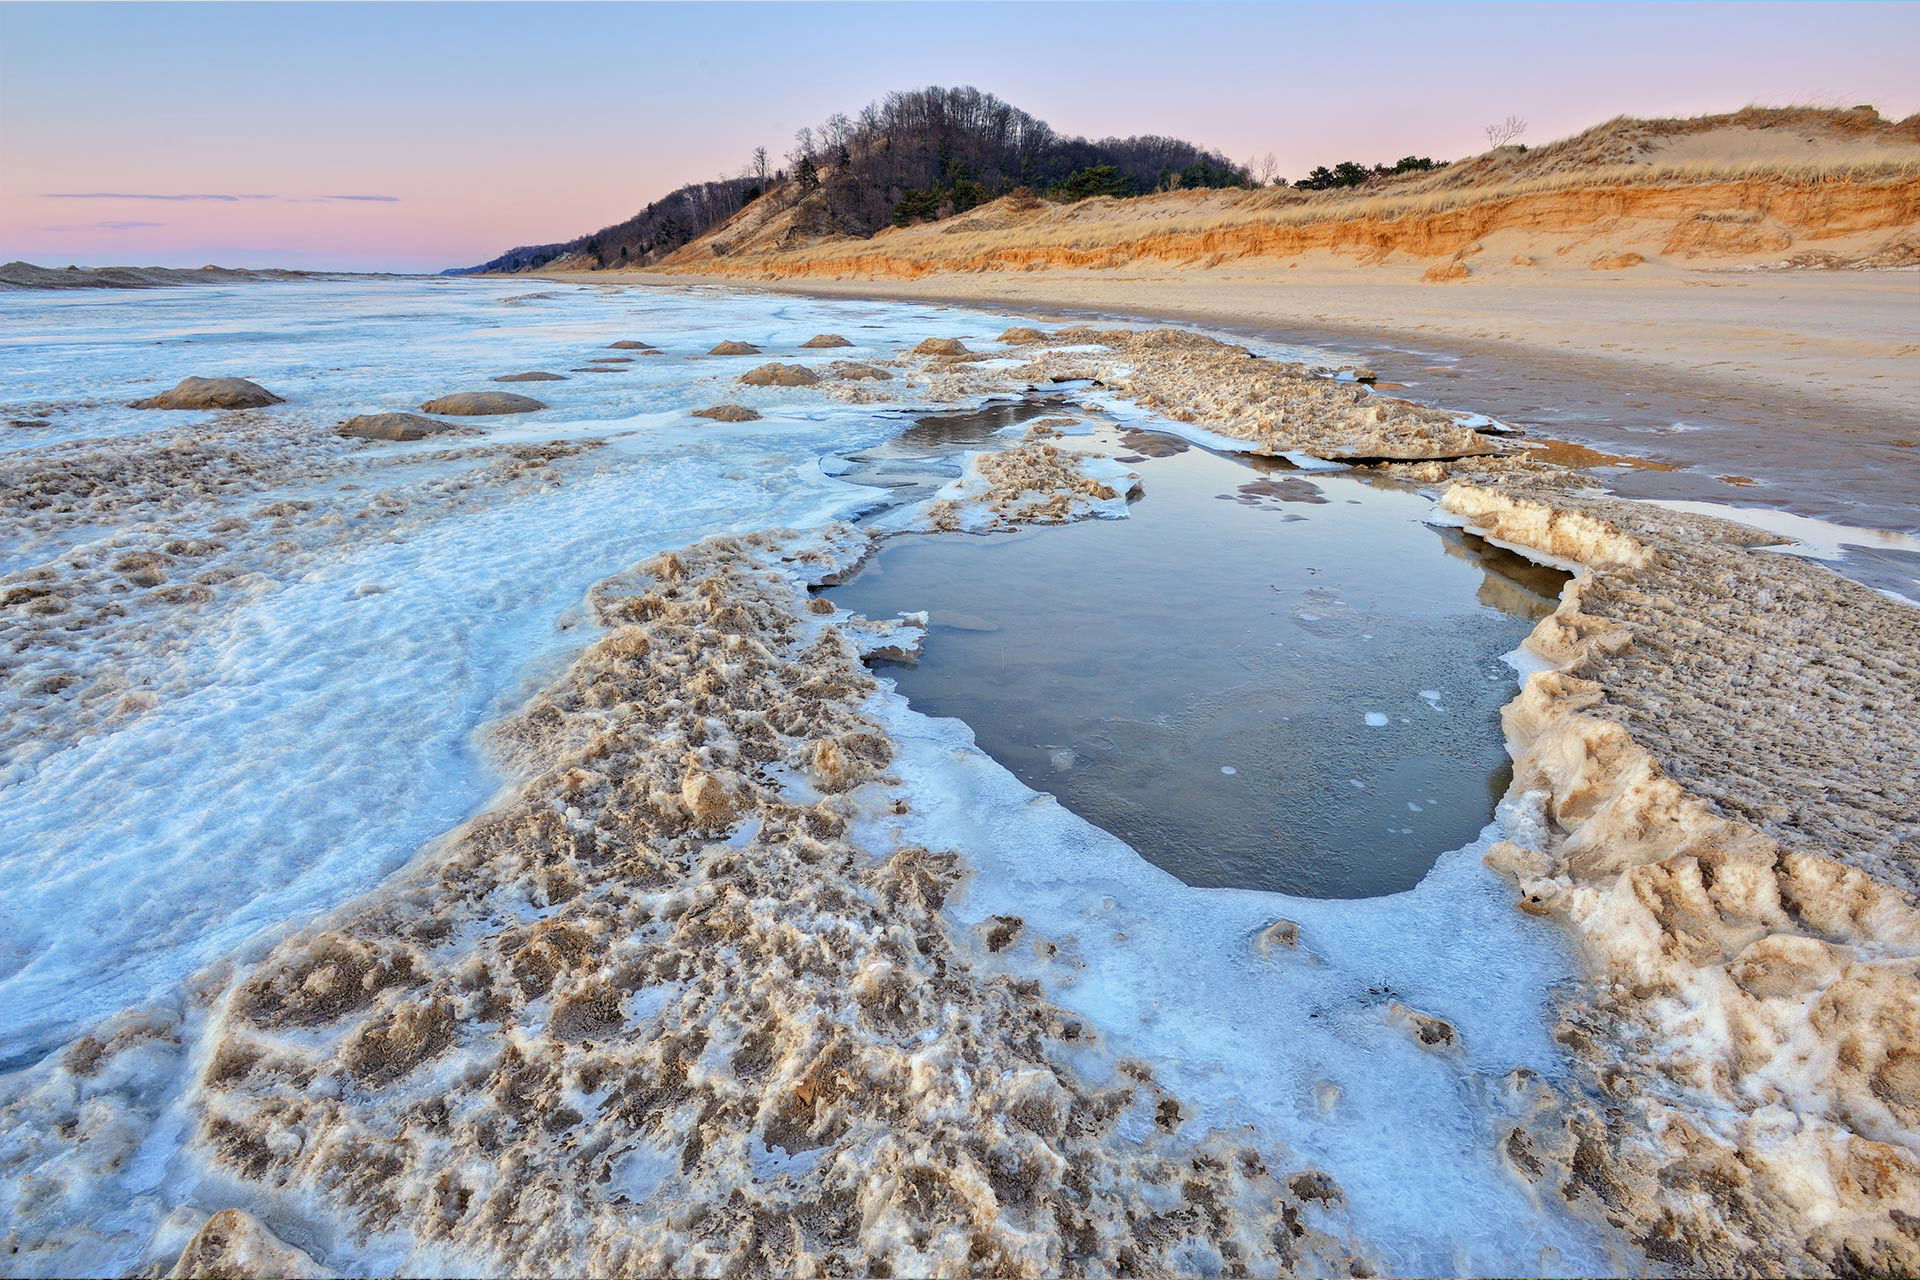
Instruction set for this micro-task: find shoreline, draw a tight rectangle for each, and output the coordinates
[546,266,1920,547]
[5,282,1916,1276]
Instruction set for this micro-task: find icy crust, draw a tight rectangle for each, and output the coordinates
[0,531,1368,1278]
[990,326,1499,463]
[0,411,603,777]
[878,430,1143,535]
[1439,482,1920,1275]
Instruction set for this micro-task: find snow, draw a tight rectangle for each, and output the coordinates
[3,279,1627,1275]
[863,683,1626,1276]
[0,279,1026,1065]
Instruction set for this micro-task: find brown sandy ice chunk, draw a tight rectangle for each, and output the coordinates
[799,333,853,348]
[707,339,761,355]
[910,337,973,357]
[827,361,892,381]
[493,370,567,382]
[737,362,820,387]
[692,404,761,422]
[607,340,656,350]
[166,1210,324,1279]
[417,391,545,415]
[131,377,284,411]
[335,412,460,442]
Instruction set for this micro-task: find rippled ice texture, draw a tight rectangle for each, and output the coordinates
[0,279,1023,1064]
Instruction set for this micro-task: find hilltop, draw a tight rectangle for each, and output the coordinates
[463,105,1919,283]
[451,86,1247,275]
[657,105,1920,281]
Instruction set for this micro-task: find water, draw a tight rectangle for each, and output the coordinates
[831,420,1568,896]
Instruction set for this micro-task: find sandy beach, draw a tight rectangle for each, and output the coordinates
[556,265,1920,596]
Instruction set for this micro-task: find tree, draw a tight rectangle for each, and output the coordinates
[1485,116,1528,148]
[795,154,820,191]
[751,146,769,184]
[1255,152,1280,186]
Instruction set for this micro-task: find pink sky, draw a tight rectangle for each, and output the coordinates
[4,1,1917,273]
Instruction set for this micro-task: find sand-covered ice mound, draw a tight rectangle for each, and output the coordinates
[418,391,545,416]
[692,403,762,421]
[130,377,284,411]
[737,362,820,387]
[335,412,461,441]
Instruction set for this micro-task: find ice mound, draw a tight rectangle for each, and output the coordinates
[708,340,761,355]
[335,411,460,441]
[492,370,567,382]
[798,333,853,348]
[827,360,892,381]
[3,533,1367,1277]
[417,391,544,415]
[1443,480,1920,1273]
[737,362,820,387]
[692,403,762,422]
[130,377,283,411]
[886,439,1143,534]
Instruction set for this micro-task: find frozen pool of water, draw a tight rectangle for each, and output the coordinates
[830,418,1569,896]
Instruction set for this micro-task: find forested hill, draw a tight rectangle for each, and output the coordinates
[449,86,1247,274]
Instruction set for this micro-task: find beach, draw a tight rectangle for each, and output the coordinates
[1,275,1915,1277]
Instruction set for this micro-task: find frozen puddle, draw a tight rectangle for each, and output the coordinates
[829,424,1570,896]
[839,424,1621,1273]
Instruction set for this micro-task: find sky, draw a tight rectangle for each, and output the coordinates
[4,1,1918,273]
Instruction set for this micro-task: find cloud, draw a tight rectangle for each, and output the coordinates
[39,220,167,232]
[43,192,276,202]
[42,192,400,204]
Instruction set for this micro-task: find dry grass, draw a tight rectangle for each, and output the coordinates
[653,104,1920,274]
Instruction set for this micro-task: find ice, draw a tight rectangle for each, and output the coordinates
[1639,498,1920,559]
[0,279,1037,1067]
[1365,710,1391,727]
[4,279,1631,1274]
[863,685,1630,1276]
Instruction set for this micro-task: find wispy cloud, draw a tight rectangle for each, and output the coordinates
[40,220,167,232]
[41,192,402,204]
[43,192,276,202]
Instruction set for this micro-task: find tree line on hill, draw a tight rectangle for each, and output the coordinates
[449,85,1449,274]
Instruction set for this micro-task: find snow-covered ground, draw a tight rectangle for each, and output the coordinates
[1,279,1627,1275]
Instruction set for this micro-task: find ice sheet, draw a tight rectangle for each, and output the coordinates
[0,279,1033,1065]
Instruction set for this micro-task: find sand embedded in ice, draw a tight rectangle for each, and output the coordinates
[0,282,1040,1066]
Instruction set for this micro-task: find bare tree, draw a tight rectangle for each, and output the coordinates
[751,146,769,185]
[789,126,816,168]
[1255,151,1279,185]
[1485,116,1528,148]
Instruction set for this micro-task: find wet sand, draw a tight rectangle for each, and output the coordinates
[602,268,1920,571]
